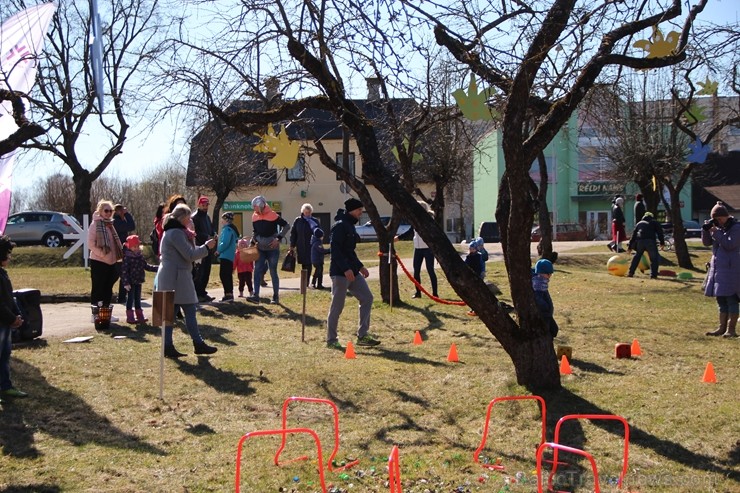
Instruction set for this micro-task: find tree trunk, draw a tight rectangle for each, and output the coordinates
[669,191,693,269]
[72,172,94,218]
[536,151,555,261]
[377,234,401,304]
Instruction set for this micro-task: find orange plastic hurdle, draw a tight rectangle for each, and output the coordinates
[551,414,629,489]
[388,445,402,493]
[235,427,327,493]
[473,395,547,471]
[536,442,601,493]
[275,396,360,472]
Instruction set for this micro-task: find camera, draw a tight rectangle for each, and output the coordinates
[702,219,716,231]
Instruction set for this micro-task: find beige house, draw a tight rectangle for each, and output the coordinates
[187,85,436,238]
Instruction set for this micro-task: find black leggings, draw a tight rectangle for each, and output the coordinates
[219,259,234,295]
[90,259,119,307]
[413,248,437,296]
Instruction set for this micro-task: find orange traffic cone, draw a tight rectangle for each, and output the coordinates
[447,343,459,362]
[345,341,356,359]
[631,339,642,356]
[702,362,717,383]
[413,331,423,345]
[559,355,572,375]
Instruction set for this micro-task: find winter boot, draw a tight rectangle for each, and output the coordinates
[193,341,218,355]
[126,309,136,324]
[164,345,186,358]
[706,312,728,336]
[723,313,738,338]
[135,309,148,323]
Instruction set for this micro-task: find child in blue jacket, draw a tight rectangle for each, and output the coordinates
[310,228,331,289]
[532,259,559,338]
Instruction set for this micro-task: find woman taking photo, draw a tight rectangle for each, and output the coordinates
[703,202,740,338]
[157,204,218,357]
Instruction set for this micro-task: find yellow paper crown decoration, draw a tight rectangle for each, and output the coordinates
[253,124,300,169]
[452,74,498,121]
[696,77,718,96]
[633,26,680,59]
[391,137,422,164]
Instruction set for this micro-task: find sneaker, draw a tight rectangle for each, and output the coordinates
[245,296,260,304]
[411,293,422,299]
[194,342,218,355]
[110,315,119,322]
[198,295,214,303]
[220,295,234,302]
[326,341,343,350]
[1,388,28,398]
[270,298,279,305]
[238,292,244,298]
[356,335,381,347]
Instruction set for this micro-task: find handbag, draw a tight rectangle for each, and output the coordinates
[239,245,260,262]
[281,251,296,272]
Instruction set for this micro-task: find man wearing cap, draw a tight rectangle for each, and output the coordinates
[326,197,380,348]
[627,212,665,279]
[192,196,216,302]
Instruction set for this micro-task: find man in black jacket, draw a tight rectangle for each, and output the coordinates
[192,196,216,302]
[0,235,27,399]
[627,212,665,279]
[326,198,380,349]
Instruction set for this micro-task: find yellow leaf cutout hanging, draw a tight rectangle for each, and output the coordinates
[633,26,680,59]
[696,77,718,96]
[652,175,657,191]
[683,103,707,125]
[391,137,422,164]
[452,74,498,121]
[253,124,300,169]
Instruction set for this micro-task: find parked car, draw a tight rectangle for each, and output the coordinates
[3,211,80,247]
[531,223,588,242]
[477,222,501,243]
[660,220,702,238]
[355,216,413,242]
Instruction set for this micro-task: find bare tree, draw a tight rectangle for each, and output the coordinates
[9,0,174,216]
[171,0,709,389]
[0,89,44,157]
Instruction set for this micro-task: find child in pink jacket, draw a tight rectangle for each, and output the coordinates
[233,238,255,297]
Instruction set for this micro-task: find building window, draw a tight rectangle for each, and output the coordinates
[286,155,306,181]
[335,152,356,180]
[446,217,462,232]
[728,124,740,136]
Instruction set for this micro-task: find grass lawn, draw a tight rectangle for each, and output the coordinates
[1,244,738,492]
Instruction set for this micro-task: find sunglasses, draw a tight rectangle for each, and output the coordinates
[103,209,113,213]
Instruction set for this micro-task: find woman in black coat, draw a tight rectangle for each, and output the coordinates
[289,203,319,286]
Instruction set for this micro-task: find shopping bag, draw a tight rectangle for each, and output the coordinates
[281,251,296,272]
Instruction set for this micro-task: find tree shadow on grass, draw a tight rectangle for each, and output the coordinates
[539,388,740,483]
[569,359,624,375]
[0,485,62,493]
[0,360,165,459]
[360,346,450,367]
[174,357,257,396]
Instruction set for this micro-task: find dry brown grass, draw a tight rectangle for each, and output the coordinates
[1,245,738,492]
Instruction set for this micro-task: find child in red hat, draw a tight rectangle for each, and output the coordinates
[120,235,158,323]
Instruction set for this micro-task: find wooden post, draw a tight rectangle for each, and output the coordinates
[300,269,307,342]
[388,242,393,311]
[153,290,175,400]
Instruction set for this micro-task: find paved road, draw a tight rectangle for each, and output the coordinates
[35,241,597,340]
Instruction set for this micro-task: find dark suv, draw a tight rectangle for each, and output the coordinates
[4,211,80,247]
[477,222,501,243]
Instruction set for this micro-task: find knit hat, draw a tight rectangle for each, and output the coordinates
[642,212,654,220]
[615,197,624,207]
[314,227,324,239]
[125,235,141,249]
[635,193,643,201]
[0,235,16,262]
[198,196,210,206]
[237,238,250,249]
[251,195,267,210]
[711,201,729,218]
[344,197,363,212]
[222,211,234,221]
[534,259,554,274]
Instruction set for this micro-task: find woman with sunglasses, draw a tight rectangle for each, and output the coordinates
[88,200,125,324]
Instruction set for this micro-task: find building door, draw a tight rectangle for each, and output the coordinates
[313,213,331,243]
[587,211,610,240]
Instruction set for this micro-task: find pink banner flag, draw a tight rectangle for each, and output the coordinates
[0,3,56,232]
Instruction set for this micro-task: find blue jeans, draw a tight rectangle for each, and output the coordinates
[716,294,740,314]
[125,284,143,310]
[254,249,280,300]
[628,239,660,278]
[0,327,13,391]
[165,303,203,346]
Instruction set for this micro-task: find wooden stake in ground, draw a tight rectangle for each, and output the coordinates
[152,290,175,400]
[301,269,307,342]
[389,242,393,311]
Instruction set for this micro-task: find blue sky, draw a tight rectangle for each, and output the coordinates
[11,0,739,196]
